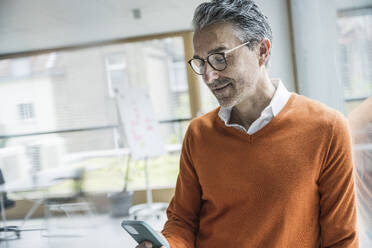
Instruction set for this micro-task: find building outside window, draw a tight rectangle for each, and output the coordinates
[0,34,192,193]
[337,7,372,114]
[105,53,128,98]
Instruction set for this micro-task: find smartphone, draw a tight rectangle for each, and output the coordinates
[121,220,170,248]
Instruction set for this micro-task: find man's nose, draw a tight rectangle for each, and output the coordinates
[203,63,219,84]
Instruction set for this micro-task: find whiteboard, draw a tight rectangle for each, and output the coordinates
[116,86,165,160]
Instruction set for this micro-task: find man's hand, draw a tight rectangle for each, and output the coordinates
[136,241,166,248]
[135,231,168,248]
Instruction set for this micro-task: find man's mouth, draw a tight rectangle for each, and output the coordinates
[212,83,231,92]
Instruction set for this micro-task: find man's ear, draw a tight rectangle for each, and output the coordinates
[258,38,271,67]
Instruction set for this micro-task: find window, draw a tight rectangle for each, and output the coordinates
[105,53,128,97]
[169,61,188,92]
[18,103,35,120]
[199,77,219,115]
[26,145,41,171]
[337,7,372,114]
[0,34,192,192]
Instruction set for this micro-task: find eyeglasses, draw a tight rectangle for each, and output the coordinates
[188,41,250,75]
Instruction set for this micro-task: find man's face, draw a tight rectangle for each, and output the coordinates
[193,23,261,108]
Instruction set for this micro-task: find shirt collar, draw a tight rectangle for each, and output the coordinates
[270,79,291,116]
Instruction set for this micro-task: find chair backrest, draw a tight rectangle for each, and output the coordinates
[0,168,16,209]
[0,169,5,185]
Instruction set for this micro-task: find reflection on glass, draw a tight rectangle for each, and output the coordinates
[348,97,372,247]
[337,7,372,114]
[0,36,189,192]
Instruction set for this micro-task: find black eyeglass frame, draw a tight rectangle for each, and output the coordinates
[188,41,250,75]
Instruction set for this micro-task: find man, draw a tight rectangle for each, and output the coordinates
[138,0,358,247]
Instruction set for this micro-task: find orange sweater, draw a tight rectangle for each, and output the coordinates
[162,94,358,248]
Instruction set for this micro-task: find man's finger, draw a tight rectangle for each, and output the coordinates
[143,241,153,248]
[136,241,153,248]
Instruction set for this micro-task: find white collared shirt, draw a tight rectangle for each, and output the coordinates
[218,80,291,135]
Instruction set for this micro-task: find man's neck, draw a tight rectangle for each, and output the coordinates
[230,77,277,130]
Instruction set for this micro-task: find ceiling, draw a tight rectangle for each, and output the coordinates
[0,0,205,55]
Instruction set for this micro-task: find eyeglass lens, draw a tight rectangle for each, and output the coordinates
[190,53,226,75]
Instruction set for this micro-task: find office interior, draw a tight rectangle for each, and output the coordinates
[0,0,371,247]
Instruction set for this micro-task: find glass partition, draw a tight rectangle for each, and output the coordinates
[0,35,191,194]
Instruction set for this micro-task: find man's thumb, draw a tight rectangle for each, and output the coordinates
[143,241,153,248]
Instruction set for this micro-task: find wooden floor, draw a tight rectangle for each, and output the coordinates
[0,212,167,248]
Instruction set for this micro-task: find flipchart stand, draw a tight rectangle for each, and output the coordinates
[128,157,168,220]
[114,85,168,220]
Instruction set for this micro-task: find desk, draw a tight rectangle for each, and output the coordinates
[0,167,83,244]
[0,213,168,248]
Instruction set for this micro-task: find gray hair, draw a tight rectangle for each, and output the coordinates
[192,0,273,63]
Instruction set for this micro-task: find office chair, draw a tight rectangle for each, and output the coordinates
[43,167,96,237]
[0,169,20,240]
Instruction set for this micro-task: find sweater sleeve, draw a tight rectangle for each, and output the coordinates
[162,128,201,248]
[318,113,358,247]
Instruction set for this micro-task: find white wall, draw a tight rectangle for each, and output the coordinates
[257,0,297,92]
[290,0,345,112]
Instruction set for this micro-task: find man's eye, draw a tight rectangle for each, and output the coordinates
[213,56,225,64]
[216,57,224,63]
